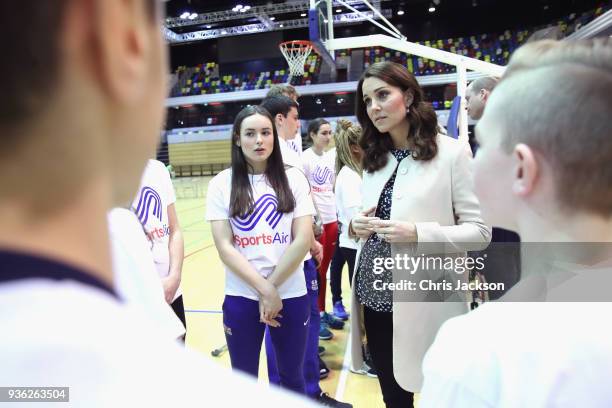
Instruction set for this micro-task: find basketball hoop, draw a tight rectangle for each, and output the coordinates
[279,40,314,79]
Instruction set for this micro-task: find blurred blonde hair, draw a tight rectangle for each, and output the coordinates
[334,119,363,176]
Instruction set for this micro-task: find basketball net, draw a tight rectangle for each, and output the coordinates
[279,40,314,83]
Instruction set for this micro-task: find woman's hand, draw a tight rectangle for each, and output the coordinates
[161,275,181,304]
[258,281,283,327]
[350,206,379,240]
[369,219,418,243]
[310,240,323,265]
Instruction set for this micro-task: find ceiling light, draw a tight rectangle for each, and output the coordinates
[300,12,307,17]
[244,5,251,11]
[206,25,212,28]
[221,30,227,34]
[336,8,342,13]
[188,13,198,20]
[270,16,276,20]
[180,12,190,19]
[280,24,284,27]
[397,10,405,15]
[428,5,436,12]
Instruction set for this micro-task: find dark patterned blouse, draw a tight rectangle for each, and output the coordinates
[355,149,411,312]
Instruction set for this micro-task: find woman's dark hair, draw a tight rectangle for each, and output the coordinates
[355,61,440,172]
[229,105,295,218]
[307,118,330,137]
[307,118,330,146]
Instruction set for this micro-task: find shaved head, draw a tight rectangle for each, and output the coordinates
[481,42,612,216]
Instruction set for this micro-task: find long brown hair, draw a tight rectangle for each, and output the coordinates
[229,106,295,218]
[355,61,440,173]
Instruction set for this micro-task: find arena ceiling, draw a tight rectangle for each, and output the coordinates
[165,0,593,19]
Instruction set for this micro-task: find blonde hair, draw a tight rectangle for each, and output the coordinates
[266,84,299,100]
[334,119,363,176]
[486,38,612,216]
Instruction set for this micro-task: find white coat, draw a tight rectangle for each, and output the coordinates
[350,135,491,392]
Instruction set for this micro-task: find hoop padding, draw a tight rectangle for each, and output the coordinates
[279,40,314,77]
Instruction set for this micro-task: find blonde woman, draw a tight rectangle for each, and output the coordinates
[329,120,363,320]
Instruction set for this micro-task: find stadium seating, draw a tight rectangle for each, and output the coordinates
[169,5,606,98]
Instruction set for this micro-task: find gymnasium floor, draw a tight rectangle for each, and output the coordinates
[173,175,406,407]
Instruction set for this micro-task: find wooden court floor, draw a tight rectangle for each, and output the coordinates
[173,176,415,408]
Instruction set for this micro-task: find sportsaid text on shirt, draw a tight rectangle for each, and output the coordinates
[233,232,290,248]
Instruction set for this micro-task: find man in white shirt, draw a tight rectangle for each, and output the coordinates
[420,38,612,407]
[0,1,318,406]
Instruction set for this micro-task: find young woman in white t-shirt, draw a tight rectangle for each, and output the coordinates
[301,119,338,320]
[329,120,363,319]
[206,106,313,394]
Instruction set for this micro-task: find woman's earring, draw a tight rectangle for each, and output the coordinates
[406,106,410,114]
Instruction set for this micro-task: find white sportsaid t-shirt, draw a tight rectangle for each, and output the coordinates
[335,166,362,250]
[131,160,176,280]
[279,137,304,170]
[286,132,302,154]
[420,302,612,407]
[279,137,314,263]
[206,168,314,300]
[0,278,319,408]
[108,208,185,341]
[302,148,337,224]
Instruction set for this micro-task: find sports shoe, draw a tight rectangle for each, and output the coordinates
[363,345,377,378]
[319,321,333,340]
[349,362,370,375]
[332,301,349,321]
[365,365,378,378]
[318,345,326,355]
[319,356,330,379]
[321,312,344,330]
[317,392,353,407]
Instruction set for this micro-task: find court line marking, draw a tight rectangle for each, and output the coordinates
[185,309,222,314]
[178,203,206,214]
[183,218,208,230]
[335,328,351,401]
[184,243,215,259]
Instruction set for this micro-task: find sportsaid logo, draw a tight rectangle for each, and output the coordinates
[231,194,289,248]
[134,186,169,241]
[313,166,333,185]
[135,186,162,224]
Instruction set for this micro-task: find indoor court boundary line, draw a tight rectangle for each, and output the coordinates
[179,203,206,214]
[182,218,208,230]
[184,243,215,259]
[185,309,222,314]
[335,331,351,401]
